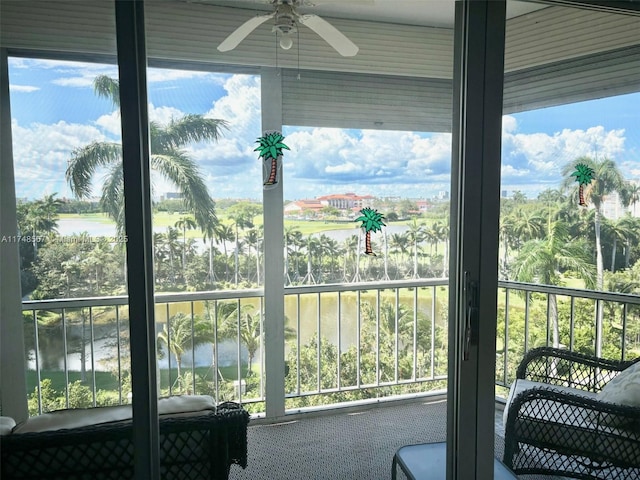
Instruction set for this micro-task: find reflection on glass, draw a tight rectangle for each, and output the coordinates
[498,3,640,391]
[9,58,129,413]
[282,127,451,285]
[144,69,264,404]
[281,126,452,407]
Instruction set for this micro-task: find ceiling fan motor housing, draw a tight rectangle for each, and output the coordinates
[273,3,298,35]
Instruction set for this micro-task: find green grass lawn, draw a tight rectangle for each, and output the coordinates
[60,212,375,239]
[26,369,119,394]
[59,213,114,224]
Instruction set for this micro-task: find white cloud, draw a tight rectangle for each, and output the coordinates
[149,104,187,125]
[95,111,122,136]
[45,61,221,90]
[10,63,638,202]
[51,63,118,88]
[501,124,627,187]
[12,119,109,199]
[147,69,224,84]
[502,115,518,134]
[10,85,40,93]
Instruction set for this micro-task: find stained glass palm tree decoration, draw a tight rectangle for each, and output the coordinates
[255,131,290,186]
[570,162,596,207]
[355,207,386,256]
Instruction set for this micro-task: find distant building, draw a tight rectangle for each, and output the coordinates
[437,191,449,200]
[601,192,626,220]
[601,181,640,220]
[284,199,325,216]
[316,193,374,210]
[416,199,431,212]
[162,192,183,201]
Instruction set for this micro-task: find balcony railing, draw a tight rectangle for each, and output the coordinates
[22,280,640,416]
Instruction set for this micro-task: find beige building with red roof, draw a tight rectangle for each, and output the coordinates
[316,193,374,210]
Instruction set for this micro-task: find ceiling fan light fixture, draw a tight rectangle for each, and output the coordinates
[280,34,294,50]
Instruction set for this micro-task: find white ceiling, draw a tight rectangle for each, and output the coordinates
[193,0,548,28]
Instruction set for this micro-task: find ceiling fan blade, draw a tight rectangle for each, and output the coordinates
[299,14,359,56]
[217,13,275,52]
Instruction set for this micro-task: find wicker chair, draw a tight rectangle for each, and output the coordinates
[503,347,640,479]
[1,398,249,480]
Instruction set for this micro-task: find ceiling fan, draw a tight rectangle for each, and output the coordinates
[217,0,360,57]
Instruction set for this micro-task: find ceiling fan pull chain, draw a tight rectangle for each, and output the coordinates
[297,27,301,80]
[275,30,279,71]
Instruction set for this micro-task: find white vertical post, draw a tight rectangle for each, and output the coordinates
[0,48,29,422]
[261,67,285,418]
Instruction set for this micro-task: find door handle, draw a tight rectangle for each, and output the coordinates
[463,272,478,361]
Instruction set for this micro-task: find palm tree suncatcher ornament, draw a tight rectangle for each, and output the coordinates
[355,207,386,256]
[570,162,596,207]
[255,131,289,187]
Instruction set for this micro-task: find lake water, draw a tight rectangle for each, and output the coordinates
[36,218,433,374]
[27,289,445,374]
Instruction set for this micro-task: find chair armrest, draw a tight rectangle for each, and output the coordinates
[516,347,639,392]
[504,386,640,470]
[506,386,640,431]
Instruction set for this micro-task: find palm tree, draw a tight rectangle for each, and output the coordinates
[513,208,544,250]
[22,203,51,253]
[603,217,632,273]
[343,234,359,282]
[175,216,197,278]
[355,207,386,256]
[512,222,595,349]
[160,227,181,287]
[621,182,640,215]
[245,227,263,285]
[438,219,450,277]
[216,223,235,282]
[406,219,426,279]
[389,232,409,278]
[157,312,215,387]
[202,220,224,287]
[537,189,567,205]
[219,306,262,376]
[39,193,63,223]
[302,235,319,285]
[66,75,226,233]
[499,213,516,279]
[618,215,640,268]
[218,306,295,377]
[227,203,260,286]
[284,226,303,284]
[511,190,527,205]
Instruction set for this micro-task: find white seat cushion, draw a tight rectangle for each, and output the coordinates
[597,361,640,408]
[503,379,597,427]
[0,416,16,436]
[13,395,215,434]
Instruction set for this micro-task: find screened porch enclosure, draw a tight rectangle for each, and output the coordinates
[2,1,640,479]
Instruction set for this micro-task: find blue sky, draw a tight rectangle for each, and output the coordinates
[9,57,640,202]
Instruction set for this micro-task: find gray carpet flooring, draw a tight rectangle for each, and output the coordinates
[228,399,566,480]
